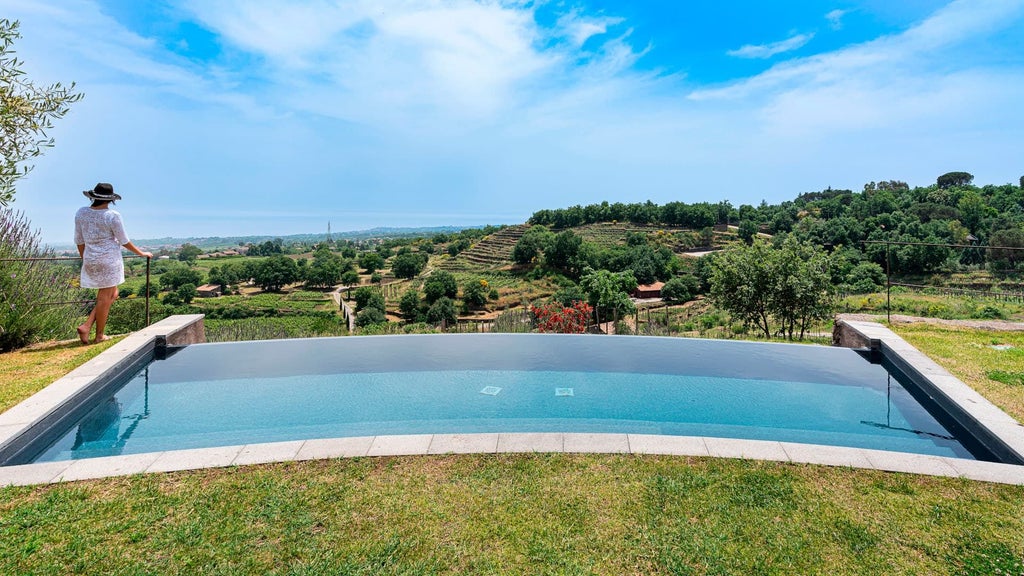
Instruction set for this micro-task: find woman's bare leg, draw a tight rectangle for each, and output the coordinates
[92,287,118,343]
[77,299,97,344]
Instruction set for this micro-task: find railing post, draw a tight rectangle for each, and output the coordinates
[145,256,152,327]
[885,240,891,324]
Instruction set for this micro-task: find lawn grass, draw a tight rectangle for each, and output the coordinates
[0,338,119,413]
[893,323,1024,423]
[1,455,1022,574]
[2,327,1024,573]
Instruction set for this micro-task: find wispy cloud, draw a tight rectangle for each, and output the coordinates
[692,0,1024,102]
[825,9,848,30]
[727,33,814,59]
[4,0,1023,242]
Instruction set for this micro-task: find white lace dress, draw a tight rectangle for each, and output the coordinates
[74,206,130,289]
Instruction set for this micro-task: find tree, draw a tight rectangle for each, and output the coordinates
[845,262,885,293]
[358,251,384,273]
[426,296,457,326]
[447,238,471,257]
[512,225,554,265]
[462,278,489,308]
[159,264,203,292]
[1,20,83,205]
[399,289,421,320]
[551,284,587,307]
[545,230,583,273]
[353,286,384,312]
[341,269,360,286]
[305,246,344,288]
[937,171,974,189]
[252,255,299,292]
[770,238,838,340]
[177,243,202,263]
[423,270,458,303]
[988,228,1024,272]
[737,220,758,245]
[355,306,387,327]
[661,275,698,304]
[708,241,776,338]
[580,267,637,326]
[175,283,197,305]
[709,238,837,340]
[391,252,427,279]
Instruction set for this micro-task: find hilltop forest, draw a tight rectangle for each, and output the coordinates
[528,172,1024,276]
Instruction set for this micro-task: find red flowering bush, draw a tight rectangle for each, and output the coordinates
[531,300,592,334]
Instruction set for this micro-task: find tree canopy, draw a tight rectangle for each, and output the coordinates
[709,238,837,340]
[0,20,83,205]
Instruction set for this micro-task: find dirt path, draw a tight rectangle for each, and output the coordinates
[836,313,1024,332]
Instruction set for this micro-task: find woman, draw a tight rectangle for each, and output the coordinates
[74,183,152,344]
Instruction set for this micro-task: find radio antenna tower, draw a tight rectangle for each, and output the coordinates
[326,221,332,243]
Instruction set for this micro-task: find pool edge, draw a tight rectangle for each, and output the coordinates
[1,314,1021,486]
[0,315,205,467]
[835,318,1024,466]
[0,433,1021,487]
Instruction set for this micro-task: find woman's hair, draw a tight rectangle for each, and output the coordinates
[90,199,114,207]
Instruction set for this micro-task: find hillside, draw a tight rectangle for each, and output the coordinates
[438,224,528,272]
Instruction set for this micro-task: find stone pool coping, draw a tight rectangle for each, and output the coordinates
[0,316,1021,487]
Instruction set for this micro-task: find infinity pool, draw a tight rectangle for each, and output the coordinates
[27,334,978,463]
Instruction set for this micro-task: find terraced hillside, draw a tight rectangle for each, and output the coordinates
[438,224,528,272]
[572,222,735,254]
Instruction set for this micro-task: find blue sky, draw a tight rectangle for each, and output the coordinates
[3,0,1023,244]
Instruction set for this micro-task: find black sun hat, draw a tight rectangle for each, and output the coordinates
[82,182,122,202]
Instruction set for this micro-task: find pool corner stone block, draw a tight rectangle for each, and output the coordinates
[835,318,1024,466]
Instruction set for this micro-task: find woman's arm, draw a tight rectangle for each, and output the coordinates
[123,241,153,259]
[77,244,85,258]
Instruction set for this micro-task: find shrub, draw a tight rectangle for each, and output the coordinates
[353,286,383,312]
[973,305,1006,320]
[661,275,698,304]
[845,262,886,293]
[158,264,203,292]
[423,270,458,303]
[355,306,387,327]
[106,298,169,334]
[426,296,457,326]
[462,278,489,308]
[531,301,592,334]
[399,289,421,320]
[0,209,82,350]
[176,283,197,305]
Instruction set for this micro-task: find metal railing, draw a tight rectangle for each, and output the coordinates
[861,239,1024,322]
[0,254,153,327]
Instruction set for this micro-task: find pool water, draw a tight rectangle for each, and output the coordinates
[31,334,975,462]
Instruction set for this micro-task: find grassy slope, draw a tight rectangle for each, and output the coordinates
[894,323,1024,422]
[1,329,1023,574]
[1,455,1022,574]
[0,339,119,413]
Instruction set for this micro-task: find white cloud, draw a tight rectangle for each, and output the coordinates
[3,0,1023,243]
[727,33,814,59]
[825,9,848,30]
[692,0,1024,102]
[556,9,625,47]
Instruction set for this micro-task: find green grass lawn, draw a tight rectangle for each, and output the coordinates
[893,323,1024,423]
[1,455,1022,574]
[1,326,1023,574]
